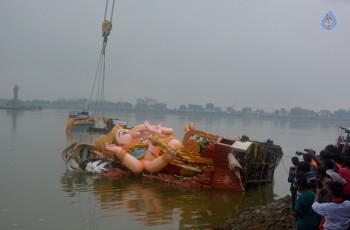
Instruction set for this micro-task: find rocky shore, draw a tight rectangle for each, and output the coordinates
[214,195,296,230]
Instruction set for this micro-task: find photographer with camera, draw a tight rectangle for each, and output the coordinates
[296,149,321,170]
[294,174,321,230]
[313,181,350,230]
[288,156,300,211]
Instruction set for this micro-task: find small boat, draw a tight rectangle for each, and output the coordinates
[68,110,96,126]
[62,128,283,192]
[87,117,129,134]
[336,126,350,150]
[66,110,96,134]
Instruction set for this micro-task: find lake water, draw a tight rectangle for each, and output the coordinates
[0,109,347,230]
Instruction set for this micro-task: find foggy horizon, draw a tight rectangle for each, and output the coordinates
[2,92,350,113]
[1,0,350,112]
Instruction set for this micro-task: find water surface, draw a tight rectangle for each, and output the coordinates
[0,109,346,229]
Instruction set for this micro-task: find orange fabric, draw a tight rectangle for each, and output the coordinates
[311,160,319,169]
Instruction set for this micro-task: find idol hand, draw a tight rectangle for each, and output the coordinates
[144,120,162,135]
[105,142,123,153]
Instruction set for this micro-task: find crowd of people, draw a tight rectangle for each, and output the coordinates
[288,144,350,230]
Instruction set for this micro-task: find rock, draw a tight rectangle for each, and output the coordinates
[214,195,296,230]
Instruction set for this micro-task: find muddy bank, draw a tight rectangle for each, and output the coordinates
[214,195,296,230]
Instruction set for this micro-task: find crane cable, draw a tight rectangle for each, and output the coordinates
[82,0,116,143]
[102,0,115,52]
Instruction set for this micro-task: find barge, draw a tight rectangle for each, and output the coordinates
[62,128,283,192]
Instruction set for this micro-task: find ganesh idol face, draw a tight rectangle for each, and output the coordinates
[115,129,132,145]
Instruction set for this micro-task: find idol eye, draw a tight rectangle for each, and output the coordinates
[118,130,127,138]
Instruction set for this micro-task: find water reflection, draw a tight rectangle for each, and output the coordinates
[272,119,288,129]
[288,119,319,129]
[6,109,23,133]
[65,128,100,146]
[60,172,276,229]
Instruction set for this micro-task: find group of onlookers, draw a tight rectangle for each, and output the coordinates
[288,144,350,230]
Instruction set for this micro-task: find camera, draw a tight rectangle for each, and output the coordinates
[295,151,305,156]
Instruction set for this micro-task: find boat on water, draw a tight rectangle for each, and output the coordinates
[337,127,350,145]
[62,127,283,192]
[336,127,350,154]
[66,110,129,135]
[87,117,129,134]
[66,110,96,134]
[67,110,96,126]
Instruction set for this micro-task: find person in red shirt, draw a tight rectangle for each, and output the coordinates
[338,157,350,200]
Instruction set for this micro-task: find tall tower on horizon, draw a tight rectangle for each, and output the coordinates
[13,84,19,106]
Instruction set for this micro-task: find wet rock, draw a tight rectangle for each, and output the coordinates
[214,195,296,230]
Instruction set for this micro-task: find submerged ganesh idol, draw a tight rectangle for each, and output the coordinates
[94,121,183,174]
[62,118,284,192]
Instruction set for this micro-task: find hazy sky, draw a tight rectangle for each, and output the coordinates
[1,0,350,111]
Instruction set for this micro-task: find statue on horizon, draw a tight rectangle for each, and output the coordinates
[13,84,19,105]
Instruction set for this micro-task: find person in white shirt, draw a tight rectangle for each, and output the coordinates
[312,181,350,230]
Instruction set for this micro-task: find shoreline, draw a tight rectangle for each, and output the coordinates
[214,195,296,230]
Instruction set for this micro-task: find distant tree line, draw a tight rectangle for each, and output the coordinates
[1,97,350,121]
